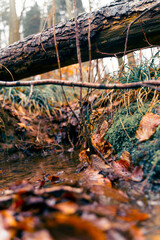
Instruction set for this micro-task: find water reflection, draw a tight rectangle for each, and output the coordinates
[0,151,80,192]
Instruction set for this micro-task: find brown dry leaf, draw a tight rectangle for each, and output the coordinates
[113,151,133,178]
[18,217,36,232]
[136,112,160,142]
[113,152,144,182]
[129,225,145,240]
[84,167,112,188]
[45,214,106,240]
[99,120,109,138]
[47,175,60,183]
[91,133,111,154]
[104,187,129,203]
[0,210,17,239]
[118,208,149,222]
[91,185,129,203]
[130,166,144,182]
[54,201,78,215]
[17,123,27,129]
[107,229,127,240]
[90,154,110,171]
[79,150,90,164]
[22,230,53,240]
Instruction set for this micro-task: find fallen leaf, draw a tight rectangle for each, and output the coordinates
[113,151,133,178]
[104,187,129,203]
[136,113,160,142]
[129,225,145,240]
[17,123,27,129]
[130,166,144,182]
[54,201,78,214]
[91,133,111,154]
[90,154,110,171]
[84,167,112,188]
[107,229,127,240]
[118,208,149,222]
[79,150,90,164]
[99,120,109,138]
[45,214,106,240]
[22,230,53,240]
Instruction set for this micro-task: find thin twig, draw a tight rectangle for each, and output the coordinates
[73,0,83,107]
[1,79,160,89]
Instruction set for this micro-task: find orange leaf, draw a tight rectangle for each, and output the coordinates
[48,214,106,240]
[79,150,90,164]
[54,201,78,214]
[136,113,160,142]
[119,208,149,222]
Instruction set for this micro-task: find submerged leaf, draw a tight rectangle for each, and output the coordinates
[136,113,160,142]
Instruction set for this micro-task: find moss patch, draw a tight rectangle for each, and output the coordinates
[106,102,160,174]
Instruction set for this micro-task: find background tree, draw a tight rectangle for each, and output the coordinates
[9,0,20,44]
[23,2,41,37]
[48,0,84,24]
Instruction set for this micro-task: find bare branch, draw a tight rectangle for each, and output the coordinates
[0,79,160,90]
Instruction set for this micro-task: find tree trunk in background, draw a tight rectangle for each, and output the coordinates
[0,0,160,81]
[127,52,136,67]
[9,0,20,44]
[65,0,72,19]
[118,57,124,69]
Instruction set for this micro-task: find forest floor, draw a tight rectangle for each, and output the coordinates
[0,77,160,239]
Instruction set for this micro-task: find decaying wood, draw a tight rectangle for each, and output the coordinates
[0,0,160,81]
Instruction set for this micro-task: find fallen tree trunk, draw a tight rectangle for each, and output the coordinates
[0,0,160,81]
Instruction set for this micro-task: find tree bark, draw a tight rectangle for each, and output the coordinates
[0,0,160,81]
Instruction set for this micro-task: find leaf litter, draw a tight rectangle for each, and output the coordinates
[0,117,158,240]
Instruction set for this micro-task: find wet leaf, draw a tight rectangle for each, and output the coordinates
[17,123,27,129]
[119,208,149,222]
[130,166,144,182]
[107,229,127,240]
[44,214,106,240]
[113,151,143,182]
[113,151,132,178]
[54,201,78,214]
[90,154,110,171]
[84,168,112,188]
[79,150,90,164]
[22,230,53,240]
[104,187,129,203]
[47,175,60,183]
[129,225,145,240]
[91,133,111,154]
[0,211,17,240]
[136,113,160,142]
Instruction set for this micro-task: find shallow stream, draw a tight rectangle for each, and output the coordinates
[0,151,159,239]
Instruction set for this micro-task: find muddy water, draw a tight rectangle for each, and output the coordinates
[0,151,80,193]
